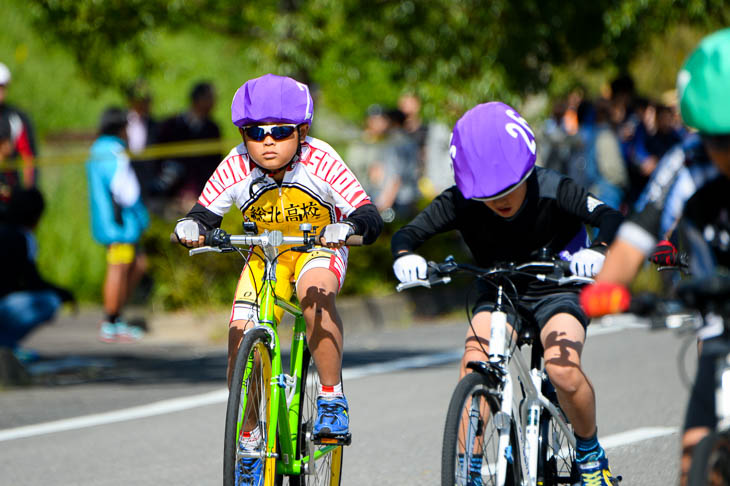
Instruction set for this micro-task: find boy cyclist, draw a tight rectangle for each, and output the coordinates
[582,29,730,485]
[391,102,623,486]
[174,74,382,485]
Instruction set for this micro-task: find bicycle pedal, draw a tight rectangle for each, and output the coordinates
[313,433,351,446]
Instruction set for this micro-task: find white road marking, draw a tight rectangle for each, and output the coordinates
[0,389,228,442]
[602,426,678,450]
[0,322,646,442]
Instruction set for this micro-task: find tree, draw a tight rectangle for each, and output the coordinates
[27,0,730,122]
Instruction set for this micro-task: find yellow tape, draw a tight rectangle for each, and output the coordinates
[0,138,239,170]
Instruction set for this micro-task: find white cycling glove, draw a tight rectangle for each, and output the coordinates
[175,218,201,245]
[320,223,354,245]
[569,248,606,277]
[393,254,428,283]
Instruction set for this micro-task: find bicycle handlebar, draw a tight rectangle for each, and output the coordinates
[395,256,593,292]
[170,229,363,255]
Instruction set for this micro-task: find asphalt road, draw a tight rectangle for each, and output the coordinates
[0,313,693,485]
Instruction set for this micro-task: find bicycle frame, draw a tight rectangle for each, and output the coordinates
[189,228,345,480]
[237,248,341,478]
[486,294,576,486]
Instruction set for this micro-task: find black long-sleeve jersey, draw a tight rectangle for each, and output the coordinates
[679,175,730,278]
[391,167,623,295]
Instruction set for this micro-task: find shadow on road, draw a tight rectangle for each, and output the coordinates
[19,347,456,388]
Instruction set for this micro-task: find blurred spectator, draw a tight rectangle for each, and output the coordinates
[609,75,657,203]
[86,107,149,343]
[537,99,581,176]
[0,114,13,219]
[398,93,428,164]
[0,187,74,362]
[348,105,420,222]
[382,108,421,220]
[0,62,37,200]
[397,92,454,198]
[125,78,156,155]
[421,119,454,196]
[347,104,391,197]
[589,99,629,209]
[646,104,682,161]
[124,78,158,204]
[151,81,221,215]
[562,87,584,136]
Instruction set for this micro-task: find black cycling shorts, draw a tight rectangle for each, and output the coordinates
[472,290,589,333]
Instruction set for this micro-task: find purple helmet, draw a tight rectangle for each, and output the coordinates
[231,74,313,127]
[450,101,537,200]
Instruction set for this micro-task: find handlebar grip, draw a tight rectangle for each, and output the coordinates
[345,235,364,246]
[556,258,572,273]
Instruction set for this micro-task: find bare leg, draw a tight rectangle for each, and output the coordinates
[229,318,260,431]
[540,313,596,438]
[103,262,130,317]
[296,267,343,386]
[680,427,711,486]
[125,254,148,303]
[460,310,517,379]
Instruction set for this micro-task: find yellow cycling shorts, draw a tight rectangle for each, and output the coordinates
[230,246,348,325]
[106,243,136,265]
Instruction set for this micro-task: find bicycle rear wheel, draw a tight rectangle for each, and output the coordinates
[442,371,521,486]
[223,327,277,486]
[289,348,343,486]
[688,430,730,486]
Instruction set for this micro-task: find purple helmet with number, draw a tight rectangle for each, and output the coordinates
[450,101,537,200]
[231,74,314,127]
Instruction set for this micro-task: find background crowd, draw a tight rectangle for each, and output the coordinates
[0,61,708,365]
[537,74,686,212]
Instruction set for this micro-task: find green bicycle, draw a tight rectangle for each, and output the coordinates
[181,223,361,486]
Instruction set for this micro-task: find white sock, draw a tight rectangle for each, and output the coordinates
[240,425,261,450]
[319,382,343,399]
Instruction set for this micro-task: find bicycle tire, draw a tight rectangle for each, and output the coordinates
[537,408,578,485]
[223,328,278,486]
[289,348,343,486]
[442,372,521,486]
[688,430,730,486]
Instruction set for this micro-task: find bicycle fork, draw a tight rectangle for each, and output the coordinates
[522,369,543,486]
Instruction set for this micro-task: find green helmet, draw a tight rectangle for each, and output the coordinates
[677,28,730,135]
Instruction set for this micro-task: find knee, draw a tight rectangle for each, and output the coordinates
[545,363,584,394]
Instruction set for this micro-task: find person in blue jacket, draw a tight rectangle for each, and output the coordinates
[86,107,149,342]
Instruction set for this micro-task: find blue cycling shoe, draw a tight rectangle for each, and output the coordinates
[313,395,349,437]
[235,456,263,486]
[577,456,619,486]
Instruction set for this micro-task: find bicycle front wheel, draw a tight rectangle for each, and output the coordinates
[538,408,578,485]
[442,372,521,486]
[688,430,730,486]
[223,327,277,486]
[290,348,343,486]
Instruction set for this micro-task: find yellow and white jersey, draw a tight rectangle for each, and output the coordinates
[198,136,371,239]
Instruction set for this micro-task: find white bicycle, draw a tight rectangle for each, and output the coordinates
[397,254,608,486]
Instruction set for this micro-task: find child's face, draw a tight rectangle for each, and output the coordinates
[483,181,528,218]
[241,124,308,172]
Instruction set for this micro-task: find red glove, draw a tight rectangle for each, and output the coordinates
[580,282,631,318]
[650,240,678,266]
